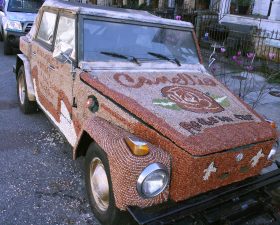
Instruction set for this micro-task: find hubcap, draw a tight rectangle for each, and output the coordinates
[90,157,109,212]
[18,73,26,105]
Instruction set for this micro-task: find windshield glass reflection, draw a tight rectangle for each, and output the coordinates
[83,20,199,65]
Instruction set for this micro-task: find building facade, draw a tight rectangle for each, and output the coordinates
[219,0,280,32]
[68,0,280,33]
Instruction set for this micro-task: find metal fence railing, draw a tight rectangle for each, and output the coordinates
[254,29,280,61]
[197,22,280,63]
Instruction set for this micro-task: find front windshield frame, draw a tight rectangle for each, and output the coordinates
[79,15,202,68]
[7,0,44,13]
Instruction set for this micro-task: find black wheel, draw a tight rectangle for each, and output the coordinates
[17,65,37,114]
[3,39,12,55]
[0,27,3,42]
[85,143,129,225]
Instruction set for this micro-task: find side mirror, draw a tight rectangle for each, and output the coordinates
[53,42,73,64]
[53,42,76,79]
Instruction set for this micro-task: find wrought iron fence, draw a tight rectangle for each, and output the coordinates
[198,23,280,64]
[199,25,280,108]
[120,1,280,64]
[198,22,256,58]
[254,29,280,61]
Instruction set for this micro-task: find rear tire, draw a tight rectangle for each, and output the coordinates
[85,143,130,225]
[17,65,37,114]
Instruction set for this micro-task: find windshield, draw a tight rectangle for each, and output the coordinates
[83,20,200,65]
[8,0,44,13]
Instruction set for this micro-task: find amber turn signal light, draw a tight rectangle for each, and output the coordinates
[265,119,277,129]
[271,121,277,129]
[124,137,149,156]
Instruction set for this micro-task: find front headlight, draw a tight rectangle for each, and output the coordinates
[137,163,169,198]
[268,141,279,161]
[5,20,22,31]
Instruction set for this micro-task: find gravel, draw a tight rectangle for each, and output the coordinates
[0,43,99,225]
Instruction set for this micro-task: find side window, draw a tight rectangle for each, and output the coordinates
[37,11,57,45]
[53,16,76,60]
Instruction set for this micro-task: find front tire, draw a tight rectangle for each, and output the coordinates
[85,143,129,225]
[17,65,37,114]
[3,39,12,55]
[0,27,3,42]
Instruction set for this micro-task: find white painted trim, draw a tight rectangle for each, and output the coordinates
[220,14,280,32]
[33,79,77,146]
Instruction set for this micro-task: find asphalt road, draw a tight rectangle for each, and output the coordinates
[0,43,99,224]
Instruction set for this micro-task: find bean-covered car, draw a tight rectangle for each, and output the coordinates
[14,0,280,224]
[0,0,44,54]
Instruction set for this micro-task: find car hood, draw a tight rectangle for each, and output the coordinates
[81,71,277,156]
[5,11,36,22]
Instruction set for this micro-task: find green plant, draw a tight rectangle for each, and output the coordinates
[238,0,251,7]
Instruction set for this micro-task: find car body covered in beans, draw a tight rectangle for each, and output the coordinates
[15,0,279,224]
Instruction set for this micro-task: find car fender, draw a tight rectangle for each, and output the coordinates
[1,16,9,34]
[74,116,171,210]
[1,16,7,37]
[0,15,4,29]
[16,54,36,101]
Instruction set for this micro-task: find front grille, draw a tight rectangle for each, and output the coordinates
[24,23,33,33]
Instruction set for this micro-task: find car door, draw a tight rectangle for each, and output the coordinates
[30,9,58,118]
[30,10,77,146]
[51,13,78,146]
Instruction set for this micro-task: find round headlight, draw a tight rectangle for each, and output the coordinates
[137,163,169,198]
[268,141,279,161]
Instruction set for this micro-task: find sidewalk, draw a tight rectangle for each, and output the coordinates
[203,58,280,132]
[229,72,280,132]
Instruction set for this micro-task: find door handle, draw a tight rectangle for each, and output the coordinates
[32,51,36,56]
[48,64,55,71]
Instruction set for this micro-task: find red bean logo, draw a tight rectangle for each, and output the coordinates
[161,86,224,113]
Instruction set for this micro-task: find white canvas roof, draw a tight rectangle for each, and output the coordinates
[43,0,193,29]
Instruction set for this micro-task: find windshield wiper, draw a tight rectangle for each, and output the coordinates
[148,51,181,66]
[100,51,141,66]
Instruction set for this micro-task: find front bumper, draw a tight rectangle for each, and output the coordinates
[128,168,280,225]
[4,30,26,48]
